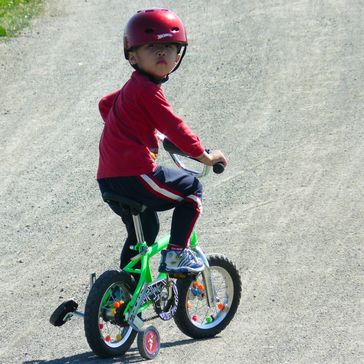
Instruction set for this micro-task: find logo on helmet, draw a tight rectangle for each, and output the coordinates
[157,33,173,40]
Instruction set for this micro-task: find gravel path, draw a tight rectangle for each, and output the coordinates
[0,1,363,363]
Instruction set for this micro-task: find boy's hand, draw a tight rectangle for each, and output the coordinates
[197,150,228,168]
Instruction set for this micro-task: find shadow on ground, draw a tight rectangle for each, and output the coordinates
[23,337,219,363]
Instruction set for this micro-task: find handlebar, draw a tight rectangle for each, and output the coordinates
[161,136,225,177]
[212,162,225,174]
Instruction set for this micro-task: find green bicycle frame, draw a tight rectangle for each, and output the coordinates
[122,231,199,316]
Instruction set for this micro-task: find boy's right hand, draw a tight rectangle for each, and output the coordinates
[197,150,228,168]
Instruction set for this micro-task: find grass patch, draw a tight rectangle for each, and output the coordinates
[0,0,43,37]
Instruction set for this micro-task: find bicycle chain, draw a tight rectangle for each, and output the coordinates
[143,314,159,322]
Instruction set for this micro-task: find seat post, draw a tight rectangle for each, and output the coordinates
[132,214,145,243]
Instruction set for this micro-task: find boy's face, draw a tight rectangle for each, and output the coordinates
[128,43,181,79]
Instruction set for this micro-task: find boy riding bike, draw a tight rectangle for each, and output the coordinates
[97,8,227,275]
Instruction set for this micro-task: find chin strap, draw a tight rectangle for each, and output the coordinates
[170,45,187,74]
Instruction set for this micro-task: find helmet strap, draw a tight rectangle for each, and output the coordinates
[170,45,187,74]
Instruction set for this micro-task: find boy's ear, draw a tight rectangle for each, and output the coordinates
[128,51,137,65]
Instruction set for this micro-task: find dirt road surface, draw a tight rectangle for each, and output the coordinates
[1,1,363,363]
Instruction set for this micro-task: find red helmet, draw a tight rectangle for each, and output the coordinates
[124,8,188,60]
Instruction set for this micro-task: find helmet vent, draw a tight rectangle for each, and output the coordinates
[171,27,179,32]
[144,28,154,34]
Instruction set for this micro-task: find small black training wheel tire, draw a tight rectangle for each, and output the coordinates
[50,299,78,327]
[137,325,160,360]
[84,270,137,358]
[174,254,242,339]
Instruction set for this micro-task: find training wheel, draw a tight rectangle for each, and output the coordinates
[137,325,160,360]
[49,299,78,327]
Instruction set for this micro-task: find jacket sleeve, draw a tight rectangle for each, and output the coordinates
[140,86,205,158]
[98,89,120,123]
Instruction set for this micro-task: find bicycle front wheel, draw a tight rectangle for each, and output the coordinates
[174,254,241,339]
[84,270,137,358]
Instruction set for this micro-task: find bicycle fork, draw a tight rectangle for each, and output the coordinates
[194,247,216,308]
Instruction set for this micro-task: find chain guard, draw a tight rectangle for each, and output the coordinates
[154,280,178,321]
[128,278,179,327]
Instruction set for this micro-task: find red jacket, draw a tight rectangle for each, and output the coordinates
[97,71,205,178]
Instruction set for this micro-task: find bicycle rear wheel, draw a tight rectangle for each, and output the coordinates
[84,270,137,358]
[174,254,241,339]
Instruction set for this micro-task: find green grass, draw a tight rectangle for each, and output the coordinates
[0,0,43,37]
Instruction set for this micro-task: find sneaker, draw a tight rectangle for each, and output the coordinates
[158,249,204,274]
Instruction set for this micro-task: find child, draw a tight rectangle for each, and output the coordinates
[97,8,227,274]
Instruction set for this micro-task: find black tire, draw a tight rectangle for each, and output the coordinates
[49,299,78,327]
[84,270,137,358]
[174,254,241,339]
[137,325,160,360]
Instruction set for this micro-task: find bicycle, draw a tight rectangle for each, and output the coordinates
[50,136,242,360]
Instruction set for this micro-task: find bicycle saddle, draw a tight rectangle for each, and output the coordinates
[102,192,147,215]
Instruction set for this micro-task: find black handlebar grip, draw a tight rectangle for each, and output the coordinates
[213,163,225,174]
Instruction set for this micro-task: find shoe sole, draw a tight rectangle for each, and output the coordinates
[158,265,204,274]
